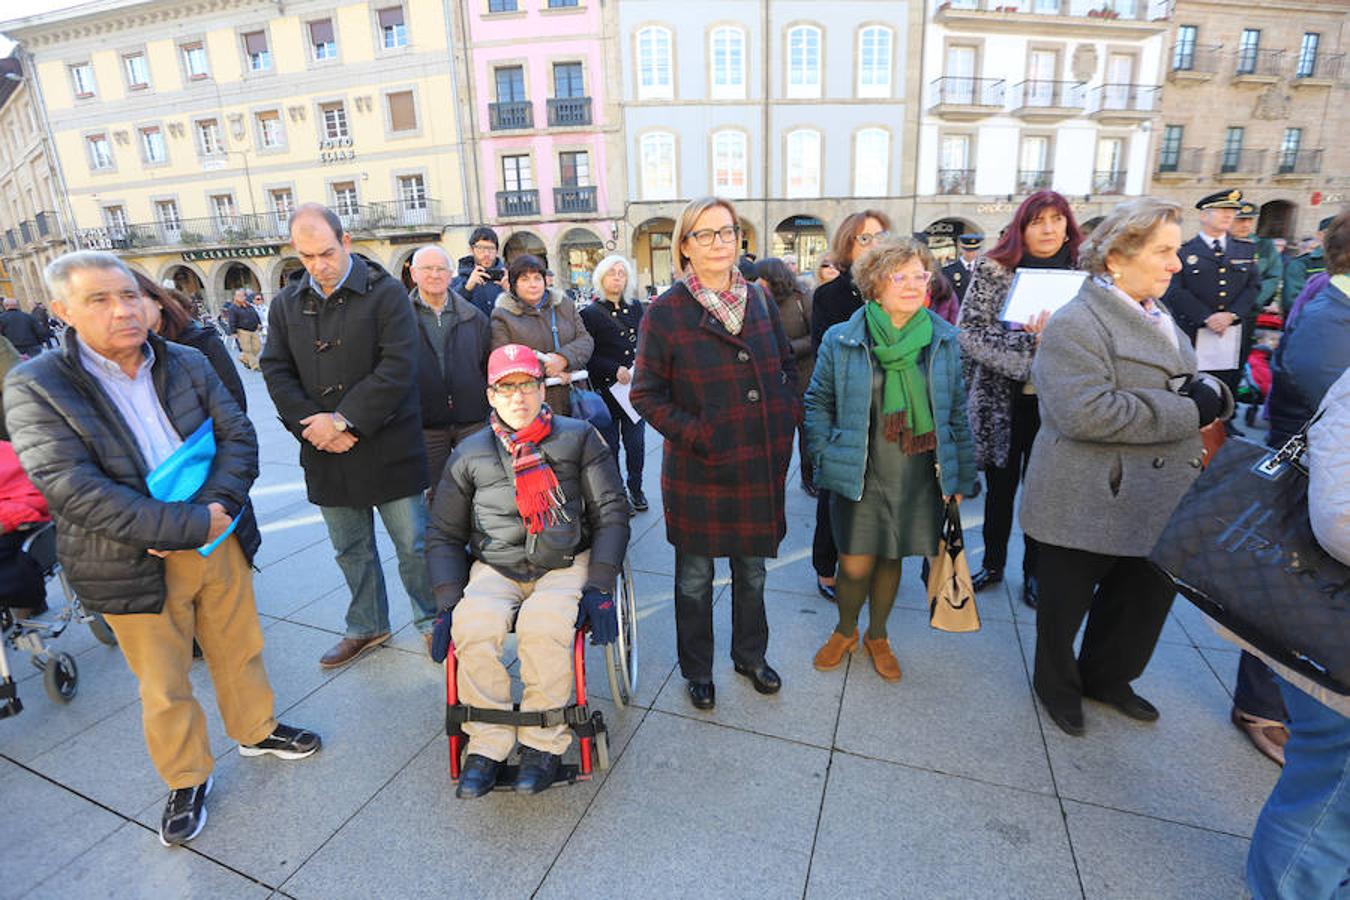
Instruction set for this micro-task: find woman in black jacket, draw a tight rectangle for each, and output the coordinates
[809,209,892,602]
[134,272,247,412]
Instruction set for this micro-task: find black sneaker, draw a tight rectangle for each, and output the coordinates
[159,777,212,847]
[239,723,322,760]
[514,746,561,794]
[628,488,649,512]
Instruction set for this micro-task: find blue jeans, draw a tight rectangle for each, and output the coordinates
[1247,677,1350,899]
[320,493,436,638]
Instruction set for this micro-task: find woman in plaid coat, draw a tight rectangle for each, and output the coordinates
[632,197,800,712]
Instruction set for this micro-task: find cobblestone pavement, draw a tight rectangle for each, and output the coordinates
[0,366,1275,899]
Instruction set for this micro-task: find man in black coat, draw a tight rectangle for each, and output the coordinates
[223,288,263,370]
[4,251,319,848]
[941,233,982,302]
[449,226,510,318]
[261,204,436,666]
[408,244,490,495]
[0,297,45,356]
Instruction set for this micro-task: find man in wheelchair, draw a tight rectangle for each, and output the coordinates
[426,344,630,798]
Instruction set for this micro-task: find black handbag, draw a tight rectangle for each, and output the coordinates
[1148,419,1350,695]
[549,306,612,431]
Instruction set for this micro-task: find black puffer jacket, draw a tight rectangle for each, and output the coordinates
[174,321,247,412]
[2,332,261,614]
[426,415,629,605]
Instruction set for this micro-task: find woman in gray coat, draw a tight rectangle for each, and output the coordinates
[1021,198,1232,737]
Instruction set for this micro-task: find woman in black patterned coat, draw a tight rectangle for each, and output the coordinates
[957,191,1083,609]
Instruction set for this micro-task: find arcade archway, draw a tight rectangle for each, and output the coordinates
[772,215,828,271]
[503,231,547,267]
[633,217,676,295]
[558,227,605,294]
[1259,199,1298,242]
[923,217,980,265]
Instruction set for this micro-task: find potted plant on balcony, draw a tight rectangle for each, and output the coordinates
[180,231,204,245]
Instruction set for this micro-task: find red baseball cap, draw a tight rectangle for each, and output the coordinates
[487,344,544,385]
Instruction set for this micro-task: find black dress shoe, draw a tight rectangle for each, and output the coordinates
[687,680,715,710]
[514,747,561,794]
[1043,704,1086,737]
[734,662,782,695]
[817,579,837,602]
[1022,574,1039,609]
[629,488,649,512]
[971,568,1003,592]
[456,754,500,798]
[1087,688,1160,723]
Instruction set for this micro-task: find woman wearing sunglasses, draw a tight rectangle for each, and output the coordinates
[805,238,976,682]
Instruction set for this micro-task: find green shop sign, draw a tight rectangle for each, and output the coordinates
[182,245,282,262]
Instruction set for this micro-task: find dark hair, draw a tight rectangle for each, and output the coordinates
[288,203,344,241]
[507,254,547,293]
[830,209,894,269]
[928,267,955,309]
[469,226,499,249]
[1324,211,1350,275]
[132,271,193,341]
[755,257,803,307]
[986,191,1082,269]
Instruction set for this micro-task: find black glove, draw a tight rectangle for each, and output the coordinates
[1179,375,1222,427]
[575,587,617,645]
[430,606,455,664]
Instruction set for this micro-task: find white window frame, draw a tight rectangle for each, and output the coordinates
[122,53,151,90]
[377,5,408,50]
[330,181,360,216]
[69,63,96,99]
[154,199,181,232]
[785,128,822,198]
[87,134,113,170]
[309,19,338,62]
[639,131,677,201]
[711,129,748,198]
[242,30,272,73]
[256,110,285,150]
[501,154,535,192]
[857,26,892,99]
[710,26,746,100]
[636,26,674,101]
[320,102,350,140]
[787,25,822,100]
[181,42,210,80]
[139,126,167,164]
[853,127,889,197]
[196,118,225,157]
[398,173,427,209]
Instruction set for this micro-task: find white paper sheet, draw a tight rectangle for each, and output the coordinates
[1000,269,1089,324]
[1194,325,1242,372]
[608,381,643,424]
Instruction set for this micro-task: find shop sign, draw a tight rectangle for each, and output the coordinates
[319,136,356,165]
[182,245,282,262]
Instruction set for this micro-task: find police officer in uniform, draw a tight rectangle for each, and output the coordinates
[1231,201,1282,311]
[942,233,983,302]
[1161,189,1261,400]
[1282,215,1331,313]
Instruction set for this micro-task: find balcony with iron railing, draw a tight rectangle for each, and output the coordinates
[929,77,1006,119]
[547,97,592,127]
[1233,49,1284,82]
[489,100,534,131]
[1168,44,1221,80]
[1009,80,1085,118]
[554,185,597,215]
[34,211,57,239]
[937,168,976,195]
[1016,169,1054,193]
[932,0,1169,36]
[1293,53,1343,86]
[496,189,540,218]
[1275,149,1323,178]
[1155,147,1206,180]
[72,200,442,253]
[1086,83,1159,121]
[1091,170,1127,194]
[1217,149,1267,177]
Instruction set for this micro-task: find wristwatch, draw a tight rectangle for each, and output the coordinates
[332,412,349,433]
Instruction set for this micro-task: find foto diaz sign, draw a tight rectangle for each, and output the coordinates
[182,245,282,262]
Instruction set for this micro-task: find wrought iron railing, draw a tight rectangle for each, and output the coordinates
[496,189,540,217]
[1087,83,1160,113]
[937,168,975,195]
[554,186,597,214]
[1277,149,1322,175]
[1010,80,1085,109]
[547,97,592,127]
[489,100,534,130]
[1091,170,1126,194]
[930,76,1005,108]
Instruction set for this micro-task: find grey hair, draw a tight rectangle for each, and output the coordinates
[412,244,453,267]
[44,251,135,303]
[591,254,636,300]
[1077,198,1182,277]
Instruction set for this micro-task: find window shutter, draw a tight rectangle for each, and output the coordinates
[309,20,334,44]
[378,7,403,28]
[388,91,416,131]
[244,31,268,55]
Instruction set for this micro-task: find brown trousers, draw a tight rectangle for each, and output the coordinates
[105,536,276,789]
[236,329,262,370]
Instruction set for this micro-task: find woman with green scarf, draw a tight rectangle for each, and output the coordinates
[803,239,977,681]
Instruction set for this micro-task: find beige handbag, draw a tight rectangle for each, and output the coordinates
[928,499,981,633]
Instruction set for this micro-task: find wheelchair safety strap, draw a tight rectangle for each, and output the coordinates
[447,704,592,729]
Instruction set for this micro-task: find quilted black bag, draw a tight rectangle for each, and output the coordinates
[1149,423,1350,695]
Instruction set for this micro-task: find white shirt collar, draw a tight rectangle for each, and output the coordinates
[1199,232,1227,253]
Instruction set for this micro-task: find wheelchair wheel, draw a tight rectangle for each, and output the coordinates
[604,558,639,708]
[43,652,77,704]
[87,614,117,647]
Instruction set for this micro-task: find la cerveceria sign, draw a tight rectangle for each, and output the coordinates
[182,245,282,262]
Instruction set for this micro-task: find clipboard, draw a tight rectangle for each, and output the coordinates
[1000,269,1089,324]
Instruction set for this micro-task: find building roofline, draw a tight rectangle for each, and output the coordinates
[1,0,161,40]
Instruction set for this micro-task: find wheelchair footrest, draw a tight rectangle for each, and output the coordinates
[470,763,587,791]
[0,678,20,720]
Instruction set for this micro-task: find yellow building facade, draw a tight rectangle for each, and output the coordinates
[4,0,473,312]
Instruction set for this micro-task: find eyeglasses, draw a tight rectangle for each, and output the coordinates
[855,230,891,246]
[471,243,497,253]
[490,379,542,396]
[685,225,741,247]
[888,271,934,288]
[413,265,451,275]
[818,261,837,270]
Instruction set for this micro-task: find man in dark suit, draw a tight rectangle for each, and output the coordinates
[941,233,982,302]
[1161,189,1261,398]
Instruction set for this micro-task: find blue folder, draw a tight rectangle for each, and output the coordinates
[145,418,239,557]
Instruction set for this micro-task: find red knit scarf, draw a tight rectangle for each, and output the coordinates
[490,406,567,534]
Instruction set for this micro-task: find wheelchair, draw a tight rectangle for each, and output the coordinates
[1,522,117,718]
[445,558,639,791]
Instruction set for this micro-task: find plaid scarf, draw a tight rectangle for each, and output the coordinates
[684,267,749,336]
[489,405,567,534]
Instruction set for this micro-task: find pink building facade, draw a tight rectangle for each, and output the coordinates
[458,1,623,293]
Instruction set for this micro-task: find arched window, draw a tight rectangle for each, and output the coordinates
[857,26,892,98]
[786,25,822,99]
[853,127,889,197]
[711,129,748,198]
[640,132,677,200]
[710,26,747,99]
[636,26,673,100]
[785,128,822,198]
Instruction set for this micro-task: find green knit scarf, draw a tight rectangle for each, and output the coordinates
[864,301,936,452]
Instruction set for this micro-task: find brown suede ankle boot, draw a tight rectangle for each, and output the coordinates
[813,630,859,671]
[863,636,902,682]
